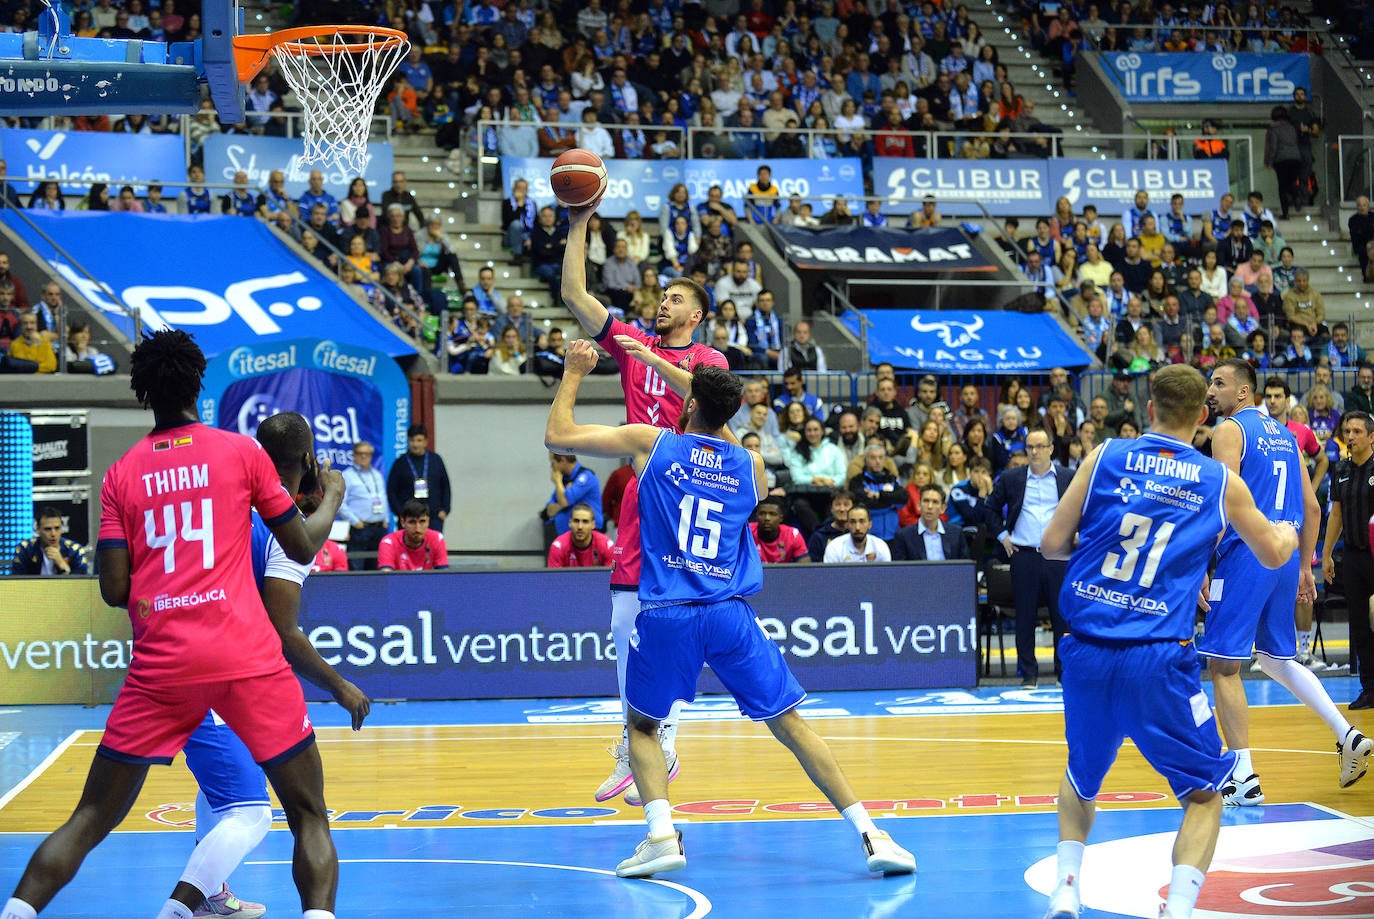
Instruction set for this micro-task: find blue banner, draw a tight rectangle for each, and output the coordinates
[199,337,411,470]
[1102,52,1310,103]
[203,134,396,200]
[0,211,416,358]
[501,157,865,219]
[0,127,185,195]
[295,563,977,700]
[770,224,992,273]
[875,158,1228,217]
[842,309,1090,373]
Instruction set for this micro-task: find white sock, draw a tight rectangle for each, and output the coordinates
[643,798,675,839]
[1297,630,1313,656]
[1056,839,1085,887]
[155,900,194,919]
[1165,864,1206,916]
[841,802,878,837]
[1258,655,1352,739]
[1,899,37,919]
[659,700,685,754]
[1233,748,1254,778]
[303,911,335,919]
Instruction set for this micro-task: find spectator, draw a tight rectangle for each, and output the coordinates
[1199,249,1229,301]
[63,319,111,375]
[381,171,426,229]
[1233,250,1272,293]
[1178,268,1214,323]
[1274,326,1314,369]
[527,206,568,299]
[715,259,763,319]
[1216,219,1254,272]
[1116,238,1151,294]
[988,405,1028,473]
[1304,385,1342,445]
[660,214,697,279]
[542,453,603,535]
[379,202,427,295]
[1281,268,1327,344]
[386,423,451,533]
[947,457,994,529]
[1349,196,1374,280]
[1312,365,1347,414]
[1346,365,1374,415]
[773,367,826,421]
[29,180,65,211]
[848,442,904,539]
[1242,191,1277,239]
[1103,371,1146,433]
[785,416,847,531]
[749,498,810,563]
[2,312,54,374]
[493,296,534,347]
[1022,251,1056,303]
[1079,293,1112,363]
[297,169,339,223]
[1120,189,1159,239]
[488,324,528,376]
[823,504,891,563]
[469,265,507,317]
[339,440,390,571]
[337,177,374,228]
[9,506,89,575]
[985,429,1074,688]
[252,169,292,221]
[807,490,853,562]
[600,238,641,314]
[890,485,968,561]
[950,383,988,440]
[1325,323,1365,369]
[1264,105,1303,219]
[578,108,616,159]
[547,503,615,567]
[377,499,449,571]
[502,178,538,259]
[745,290,783,369]
[0,253,28,311]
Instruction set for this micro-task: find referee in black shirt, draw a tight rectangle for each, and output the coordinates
[1322,410,1374,709]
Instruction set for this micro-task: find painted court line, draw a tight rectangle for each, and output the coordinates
[0,730,84,811]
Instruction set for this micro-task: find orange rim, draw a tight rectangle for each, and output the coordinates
[232,25,409,83]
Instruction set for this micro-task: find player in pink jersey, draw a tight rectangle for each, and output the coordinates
[561,194,728,806]
[2,331,345,919]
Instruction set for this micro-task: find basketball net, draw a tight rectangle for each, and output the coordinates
[269,30,409,175]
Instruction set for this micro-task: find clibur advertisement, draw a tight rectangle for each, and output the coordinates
[0,211,417,358]
[199,337,411,472]
[0,127,186,194]
[1102,52,1309,103]
[501,157,865,219]
[875,158,1229,216]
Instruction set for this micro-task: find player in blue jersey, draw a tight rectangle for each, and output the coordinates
[545,339,915,881]
[1199,359,1371,806]
[1039,364,1299,919]
[166,412,368,919]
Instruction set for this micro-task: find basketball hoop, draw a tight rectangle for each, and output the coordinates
[233,26,410,174]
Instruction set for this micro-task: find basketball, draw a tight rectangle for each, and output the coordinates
[550,149,608,208]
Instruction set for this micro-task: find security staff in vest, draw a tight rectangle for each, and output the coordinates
[10,506,90,575]
[340,440,391,570]
[1322,410,1374,709]
[985,429,1076,689]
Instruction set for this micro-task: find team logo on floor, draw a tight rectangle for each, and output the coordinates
[1026,812,1374,918]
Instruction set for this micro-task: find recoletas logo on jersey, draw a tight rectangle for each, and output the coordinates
[666,463,689,487]
[1024,809,1374,918]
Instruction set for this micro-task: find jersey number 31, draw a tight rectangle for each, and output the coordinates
[1101,511,1174,588]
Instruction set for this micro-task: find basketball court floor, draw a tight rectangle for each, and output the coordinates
[2,677,1372,918]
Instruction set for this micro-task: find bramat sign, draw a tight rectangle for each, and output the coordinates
[770,225,993,273]
[199,337,411,471]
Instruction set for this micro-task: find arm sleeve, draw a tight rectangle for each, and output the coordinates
[97,467,128,549]
[431,532,449,569]
[376,535,398,569]
[547,538,567,568]
[264,536,313,586]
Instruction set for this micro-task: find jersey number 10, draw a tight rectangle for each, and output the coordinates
[144,500,215,574]
[1101,511,1175,589]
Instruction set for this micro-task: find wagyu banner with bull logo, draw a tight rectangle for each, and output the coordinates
[843,310,1090,373]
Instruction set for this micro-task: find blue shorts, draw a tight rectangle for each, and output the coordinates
[1061,635,1235,801]
[182,711,271,812]
[626,598,806,723]
[1196,542,1300,661]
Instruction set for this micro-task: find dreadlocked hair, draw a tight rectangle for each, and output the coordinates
[130,329,206,416]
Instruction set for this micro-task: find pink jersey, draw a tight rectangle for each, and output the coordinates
[597,318,727,587]
[749,522,809,563]
[547,530,615,567]
[595,317,728,427]
[377,529,449,570]
[1284,418,1321,458]
[97,422,298,685]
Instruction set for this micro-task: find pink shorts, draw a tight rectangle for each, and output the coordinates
[99,666,314,768]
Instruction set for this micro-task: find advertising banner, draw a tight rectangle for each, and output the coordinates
[501,157,865,219]
[203,134,396,200]
[0,579,131,705]
[0,411,33,561]
[1102,52,1310,104]
[842,309,1091,373]
[0,211,417,358]
[0,565,976,703]
[874,158,1228,217]
[0,127,186,195]
[199,337,411,471]
[770,224,992,273]
[22,410,89,479]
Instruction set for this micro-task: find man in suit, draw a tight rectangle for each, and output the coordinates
[890,485,968,561]
[985,429,1075,688]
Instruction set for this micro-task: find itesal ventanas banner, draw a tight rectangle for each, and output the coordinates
[843,309,1091,373]
[199,337,411,472]
[1102,52,1310,103]
[875,158,1229,216]
[501,157,865,219]
[0,564,977,703]
[0,127,186,195]
[770,224,993,273]
[0,211,417,358]
[203,134,396,201]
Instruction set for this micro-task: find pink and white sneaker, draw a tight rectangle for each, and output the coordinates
[193,884,266,918]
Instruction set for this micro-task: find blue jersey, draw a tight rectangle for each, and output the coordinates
[1217,407,1303,551]
[1063,433,1229,641]
[637,431,762,609]
[250,512,272,590]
